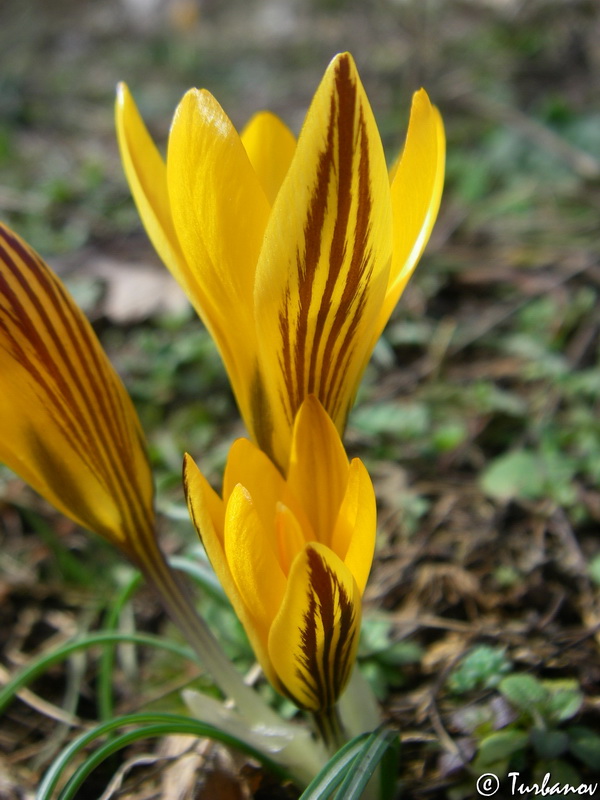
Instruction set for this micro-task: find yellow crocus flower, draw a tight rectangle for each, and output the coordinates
[117,52,445,470]
[183,395,376,717]
[0,221,155,561]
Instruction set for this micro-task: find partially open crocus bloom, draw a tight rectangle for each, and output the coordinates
[0,221,155,563]
[183,395,376,713]
[117,51,445,470]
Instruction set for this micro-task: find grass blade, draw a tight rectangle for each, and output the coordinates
[35,712,290,800]
[333,727,398,799]
[0,632,198,715]
[97,571,144,721]
[299,733,370,799]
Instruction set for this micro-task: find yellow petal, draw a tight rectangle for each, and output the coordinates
[224,484,287,633]
[254,52,393,469]
[182,455,231,596]
[115,84,188,291]
[330,458,376,594]
[183,453,225,545]
[223,438,286,524]
[167,89,271,432]
[222,437,307,559]
[375,89,445,337]
[285,396,348,545]
[0,223,154,556]
[183,455,277,684]
[275,502,312,576]
[268,542,361,711]
[224,432,315,569]
[241,111,297,205]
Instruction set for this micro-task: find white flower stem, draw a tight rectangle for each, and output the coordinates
[137,545,281,725]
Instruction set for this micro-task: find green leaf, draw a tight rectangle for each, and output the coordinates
[531,728,569,759]
[334,728,399,800]
[568,725,600,769]
[299,734,371,799]
[299,728,398,800]
[480,449,544,501]
[376,641,423,668]
[541,680,583,723]
[431,421,468,453]
[351,401,429,440]
[359,617,394,653]
[477,730,529,765]
[447,645,512,694]
[378,733,401,800]
[499,674,548,712]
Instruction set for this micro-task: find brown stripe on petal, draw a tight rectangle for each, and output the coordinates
[277,286,295,428]
[307,56,358,399]
[0,225,152,543]
[277,54,376,429]
[322,105,374,417]
[277,94,335,422]
[249,362,277,467]
[298,91,337,402]
[0,240,99,468]
[282,546,357,711]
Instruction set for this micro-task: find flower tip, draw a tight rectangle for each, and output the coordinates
[294,395,334,437]
[182,452,199,495]
[410,89,445,143]
[412,87,433,111]
[116,81,128,104]
[328,50,358,75]
[182,451,196,480]
[332,50,353,64]
[304,393,332,421]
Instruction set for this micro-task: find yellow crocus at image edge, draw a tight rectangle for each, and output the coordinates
[183,395,376,715]
[0,221,155,559]
[117,51,445,471]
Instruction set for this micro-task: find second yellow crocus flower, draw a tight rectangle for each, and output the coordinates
[183,395,376,715]
[117,52,445,470]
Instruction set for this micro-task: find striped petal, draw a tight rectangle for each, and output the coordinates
[0,223,154,557]
[374,89,445,340]
[268,542,361,711]
[253,52,393,469]
[167,89,271,433]
[241,111,297,205]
